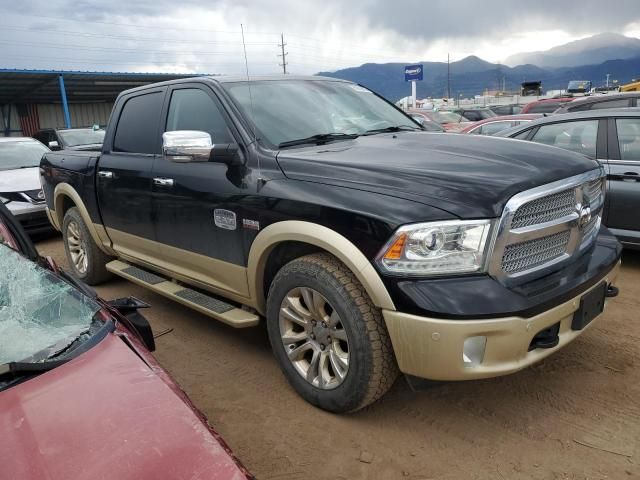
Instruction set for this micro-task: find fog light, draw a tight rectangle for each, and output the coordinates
[463,336,487,367]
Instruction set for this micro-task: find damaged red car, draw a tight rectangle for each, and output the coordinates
[0,202,252,480]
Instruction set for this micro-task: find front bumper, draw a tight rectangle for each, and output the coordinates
[383,262,619,381]
[381,226,622,381]
[6,201,53,234]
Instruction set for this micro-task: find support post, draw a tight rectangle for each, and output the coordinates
[411,80,417,108]
[58,75,71,128]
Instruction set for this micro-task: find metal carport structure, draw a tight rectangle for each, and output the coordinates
[0,69,204,136]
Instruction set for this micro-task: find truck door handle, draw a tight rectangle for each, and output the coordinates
[98,170,113,179]
[153,177,175,187]
[611,171,639,182]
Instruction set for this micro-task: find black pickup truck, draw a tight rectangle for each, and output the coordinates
[40,76,621,413]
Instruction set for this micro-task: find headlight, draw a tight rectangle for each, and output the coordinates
[376,220,493,276]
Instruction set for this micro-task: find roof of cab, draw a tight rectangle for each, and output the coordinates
[117,75,351,97]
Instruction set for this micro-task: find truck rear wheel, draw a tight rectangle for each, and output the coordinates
[266,253,398,412]
[62,207,112,285]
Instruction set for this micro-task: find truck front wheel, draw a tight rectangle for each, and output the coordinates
[62,207,112,285]
[266,253,398,413]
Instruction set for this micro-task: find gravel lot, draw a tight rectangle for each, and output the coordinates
[37,235,639,480]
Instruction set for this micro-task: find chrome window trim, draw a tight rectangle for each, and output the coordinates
[488,168,605,286]
[606,159,640,165]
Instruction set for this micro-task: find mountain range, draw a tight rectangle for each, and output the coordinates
[317,33,640,101]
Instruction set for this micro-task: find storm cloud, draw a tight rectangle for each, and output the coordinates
[2,0,640,74]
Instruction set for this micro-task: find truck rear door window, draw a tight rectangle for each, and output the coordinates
[113,92,163,154]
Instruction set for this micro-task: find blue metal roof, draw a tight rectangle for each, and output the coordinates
[0,69,210,103]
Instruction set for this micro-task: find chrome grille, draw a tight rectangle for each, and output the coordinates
[502,231,570,274]
[581,216,599,243]
[584,178,603,203]
[510,188,576,229]
[490,170,606,285]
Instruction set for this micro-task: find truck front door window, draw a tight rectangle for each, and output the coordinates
[530,120,598,158]
[166,88,233,144]
[616,118,640,160]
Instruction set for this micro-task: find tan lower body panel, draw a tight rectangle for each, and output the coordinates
[106,228,251,301]
[383,263,620,381]
[106,260,259,328]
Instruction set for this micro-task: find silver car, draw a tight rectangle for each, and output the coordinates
[0,137,52,234]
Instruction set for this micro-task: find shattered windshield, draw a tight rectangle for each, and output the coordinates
[0,243,101,364]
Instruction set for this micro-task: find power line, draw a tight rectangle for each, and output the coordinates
[0,39,247,56]
[3,12,283,36]
[278,33,288,74]
[0,25,278,46]
[0,53,276,68]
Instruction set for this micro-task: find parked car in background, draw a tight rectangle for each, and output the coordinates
[33,127,106,151]
[446,107,497,122]
[498,109,640,249]
[406,112,446,132]
[489,104,523,116]
[521,97,574,114]
[554,92,640,114]
[0,201,253,480]
[567,80,593,95]
[460,114,543,136]
[41,76,621,412]
[410,109,472,132]
[0,137,51,235]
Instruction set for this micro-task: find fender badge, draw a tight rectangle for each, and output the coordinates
[242,219,260,231]
[213,209,237,230]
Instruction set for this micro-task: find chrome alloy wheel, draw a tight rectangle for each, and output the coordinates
[279,287,350,389]
[66,220,88,274]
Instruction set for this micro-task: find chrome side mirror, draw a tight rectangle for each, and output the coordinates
[48,140,60,150]
[162,131,213,163]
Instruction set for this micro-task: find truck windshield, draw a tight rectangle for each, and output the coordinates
[223,80,418,148]
[0,242,100,364]
[58,129,106,147]
[0,140,48,170]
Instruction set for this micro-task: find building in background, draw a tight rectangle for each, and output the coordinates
[0,70,203,137]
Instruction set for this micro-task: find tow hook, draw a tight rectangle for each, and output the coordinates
[606,284,619,298]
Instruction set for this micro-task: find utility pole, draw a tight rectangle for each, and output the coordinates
[447,53,451,99]
[278,33,288,74]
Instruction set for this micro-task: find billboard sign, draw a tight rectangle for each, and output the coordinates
[404,64,423,82]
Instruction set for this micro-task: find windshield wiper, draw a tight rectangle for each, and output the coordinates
[0,359,71,378]
[278,132,359,148]
[362,125,422,135]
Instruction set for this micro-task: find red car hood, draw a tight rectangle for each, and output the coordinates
[0,333,247,480]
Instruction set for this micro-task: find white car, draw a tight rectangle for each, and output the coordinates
[0,137,52,234]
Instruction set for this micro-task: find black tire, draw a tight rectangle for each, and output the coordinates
[266,253,399,413]
[62,207,112,285]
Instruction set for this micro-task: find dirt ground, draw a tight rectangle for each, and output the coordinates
[37,235,639,480]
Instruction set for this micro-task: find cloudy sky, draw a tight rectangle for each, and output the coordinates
[2,0,640,75]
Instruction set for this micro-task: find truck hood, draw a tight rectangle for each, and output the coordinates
[276,132,601,218]
[0,334,247,480]
[0,167,41,193]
